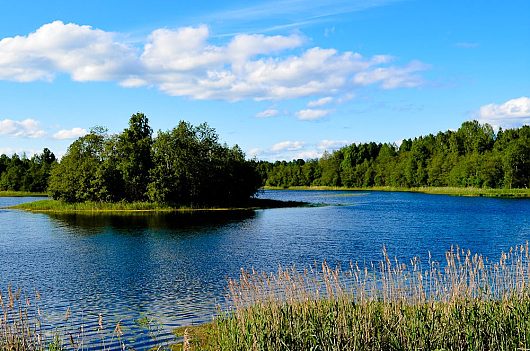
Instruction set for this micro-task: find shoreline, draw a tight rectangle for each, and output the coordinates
[6,198,311,214]
[0,191,48,197]
[262,186,530,198]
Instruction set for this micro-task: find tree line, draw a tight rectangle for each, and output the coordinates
[46,113,261,206]
[259,121,530,189]
[0,149,56,192]
[2,119,528,199]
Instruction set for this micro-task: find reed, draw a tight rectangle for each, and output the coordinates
[209,244,530,350]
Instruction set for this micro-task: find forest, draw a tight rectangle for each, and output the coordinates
[259,121,530,189]
[0,148,56,193]
[1,119,529,201]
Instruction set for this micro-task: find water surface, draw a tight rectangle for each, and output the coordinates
[1,191,529,348]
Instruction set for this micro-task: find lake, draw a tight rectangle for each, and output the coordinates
[1,190,529,348]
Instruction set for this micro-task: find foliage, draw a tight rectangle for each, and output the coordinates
[47,114,261,206]
[0,148,56,192]
[262,121,530,189]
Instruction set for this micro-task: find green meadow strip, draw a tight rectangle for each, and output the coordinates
[7,198,309,214]
[263,185,530,198]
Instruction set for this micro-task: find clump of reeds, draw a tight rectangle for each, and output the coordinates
[0,287,148,351]
[211,244,530,350]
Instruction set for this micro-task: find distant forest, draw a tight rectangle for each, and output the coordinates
[1,120,529,200]
[258,121,530,189]
[0,148,56,192]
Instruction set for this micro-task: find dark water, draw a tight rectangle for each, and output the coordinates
[1,191,529,348]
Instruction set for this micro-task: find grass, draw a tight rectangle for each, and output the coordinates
[0,191,47,197]
[263,185,530,198]
[6,198,309,214]
[199,244,530,350]
[5,245,530,350]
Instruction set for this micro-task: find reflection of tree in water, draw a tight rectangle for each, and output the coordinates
[48,210,256,235]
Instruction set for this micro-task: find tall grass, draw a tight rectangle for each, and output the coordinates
[210,244,530,350]
[5,245,530,350]
[0,286,172,351]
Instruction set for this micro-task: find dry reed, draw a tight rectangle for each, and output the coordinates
[212,244,530,350]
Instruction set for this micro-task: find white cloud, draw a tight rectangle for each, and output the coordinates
[53,127,87,140]
[353,60,428,89]
[0,118,45,138]
[0,147,39,157]
[317,139,349,150]
[308,96,333,107]
[256,108,279,118]
[296,108,330,121]
[271,140,305,152]
[478,96,530,128]
[251,138,353,161]
[0,21,138,82]
[0,21,429,101]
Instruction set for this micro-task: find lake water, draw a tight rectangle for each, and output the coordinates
[1,190,529,348]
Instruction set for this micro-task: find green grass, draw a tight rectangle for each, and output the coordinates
[0,191,47,197]
[263,185,530,198]
[189,244,530,350]
[7,198,309,214]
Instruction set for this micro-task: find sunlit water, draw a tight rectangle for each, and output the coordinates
[1,191,529,349]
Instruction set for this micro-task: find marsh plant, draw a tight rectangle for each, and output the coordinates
[5,244,530,350]
[211,244,530,350]
[0,287,171,351]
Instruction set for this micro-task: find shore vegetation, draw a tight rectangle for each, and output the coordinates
[9,198,309,214]
[5,245,530,350]
[263,185,530,198]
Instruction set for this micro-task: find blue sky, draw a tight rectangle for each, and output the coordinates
[0,0,529,160]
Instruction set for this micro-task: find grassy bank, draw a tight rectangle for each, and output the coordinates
[263,185,530,198]
[7,197,309,214]
[0,191,47,197]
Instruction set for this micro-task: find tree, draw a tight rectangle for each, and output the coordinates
[116,113,153,201]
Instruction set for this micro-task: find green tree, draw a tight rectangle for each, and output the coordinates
[116,113,153,201]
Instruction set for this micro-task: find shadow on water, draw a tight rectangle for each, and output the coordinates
[46,210,257,234]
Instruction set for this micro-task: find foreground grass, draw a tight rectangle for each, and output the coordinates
[187,244,530,350]
[264,185,530,198]
[7,198,309,214]
[0,191,47,197]
[5,245,530,350]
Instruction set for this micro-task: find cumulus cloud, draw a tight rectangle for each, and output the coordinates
[296,108,330,121]
[256,108,279,118]
[0,21,429,101]
[0,118,45,138]
[0,21,139,82]
[271,140,304,152]
[53,127,87,140]
[251,138,352,161]
[317,139,349,150]
[478,96,530,128]
[308,96,333,107]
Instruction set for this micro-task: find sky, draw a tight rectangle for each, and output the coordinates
[0,0,529,160]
